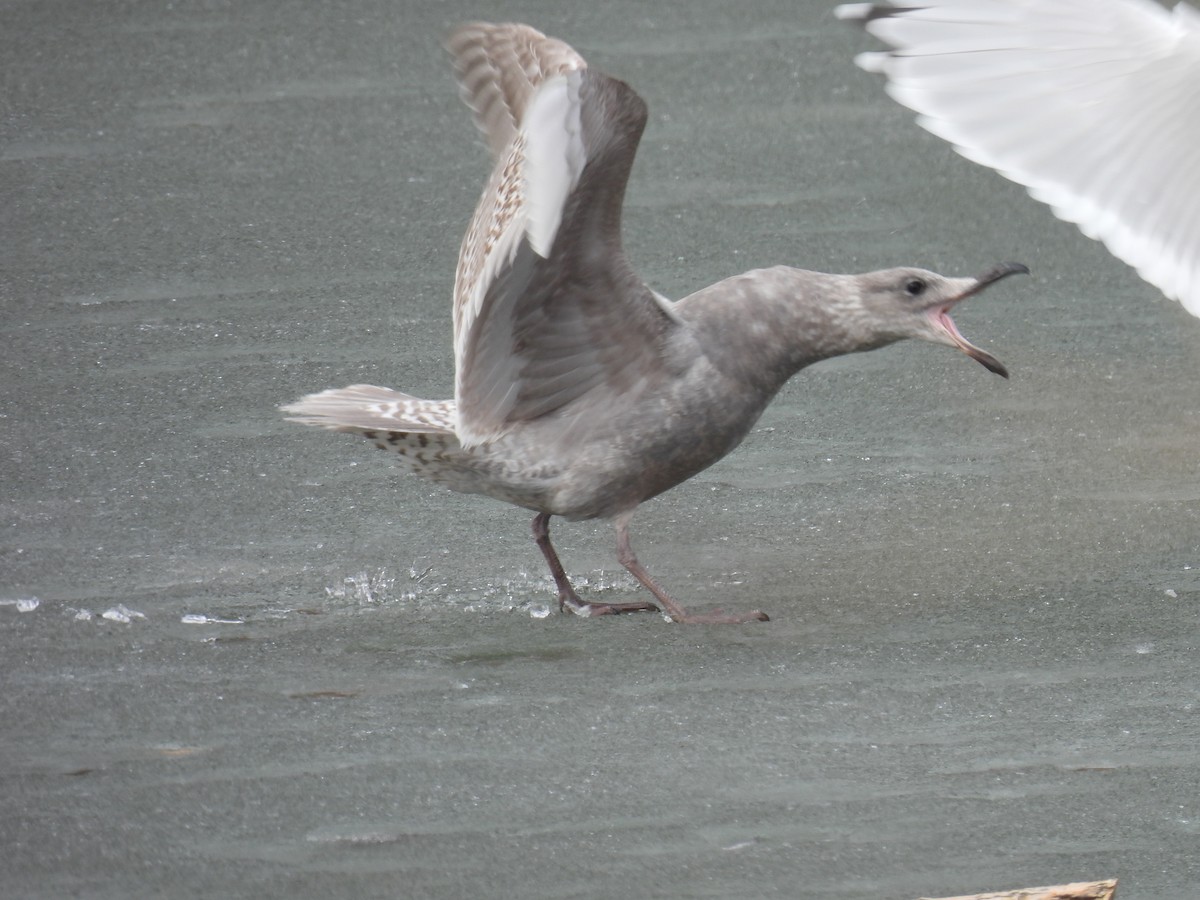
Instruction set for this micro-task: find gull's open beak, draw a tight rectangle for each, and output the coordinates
[931,261,1028,379]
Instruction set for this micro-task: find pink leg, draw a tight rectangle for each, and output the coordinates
[531,513,658,617]
[613,512,769,624]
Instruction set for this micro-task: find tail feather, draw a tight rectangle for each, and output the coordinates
[281,384,457,435]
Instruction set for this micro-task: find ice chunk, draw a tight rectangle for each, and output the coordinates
[101,604,146,623]
[0,596,40,612]
[181,614,245,625]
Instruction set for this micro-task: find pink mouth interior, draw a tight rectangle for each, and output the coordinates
[934,307,970,347]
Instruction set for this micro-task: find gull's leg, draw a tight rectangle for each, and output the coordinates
[531,513,658,617]
[613,511,769,624]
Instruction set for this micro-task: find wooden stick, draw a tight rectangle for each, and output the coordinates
[920,879,1117,900]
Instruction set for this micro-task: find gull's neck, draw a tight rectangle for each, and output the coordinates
[676,265,893,396]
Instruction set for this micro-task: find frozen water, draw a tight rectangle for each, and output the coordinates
[2,3,1199,899]
[180,614,245,625]
[324,569,397,604]
[0,597,40,613]
[99,605,146,624]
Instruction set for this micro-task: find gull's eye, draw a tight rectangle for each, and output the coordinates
[904,278,926,297]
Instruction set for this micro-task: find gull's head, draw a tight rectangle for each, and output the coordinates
[855,262,1027,378]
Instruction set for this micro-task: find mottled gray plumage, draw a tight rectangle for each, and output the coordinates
[282,22,1026,624]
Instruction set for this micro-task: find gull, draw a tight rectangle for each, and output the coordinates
[282,22,1026,624]
[836,0,1200,316]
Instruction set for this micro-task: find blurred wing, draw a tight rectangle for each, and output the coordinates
[837,0,1200,316]
[445,23,679,447]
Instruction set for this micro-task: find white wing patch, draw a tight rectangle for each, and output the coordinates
[839,0,1200,317]
[522,72,587,257]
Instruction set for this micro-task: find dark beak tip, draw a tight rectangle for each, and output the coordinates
[981,356,1009,379]
[984,261,1030,284]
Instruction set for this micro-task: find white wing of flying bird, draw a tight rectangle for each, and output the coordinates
[836,0,1200,317]
[444,22,679,448]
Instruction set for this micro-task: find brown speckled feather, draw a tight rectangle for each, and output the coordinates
[445,22,586,160]
[445,23,679,448]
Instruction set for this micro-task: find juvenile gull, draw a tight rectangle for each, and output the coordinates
[282,22,1026,624]
[837,0,1200,316]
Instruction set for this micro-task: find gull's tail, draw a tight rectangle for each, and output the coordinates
[281,384,457,436]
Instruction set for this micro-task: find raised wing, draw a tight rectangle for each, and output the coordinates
[446,22,586,160]
[445,23,680,447]
[447,22,588,380]
[837,0,1200,317]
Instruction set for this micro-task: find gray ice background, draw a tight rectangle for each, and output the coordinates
[3,1,1198,898]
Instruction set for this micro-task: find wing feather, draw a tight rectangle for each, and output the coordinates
[445,22,586,160]
[446,24,590,423]
[281,385,456,433]
[838,0,1200,316]
[444,24,678,448]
